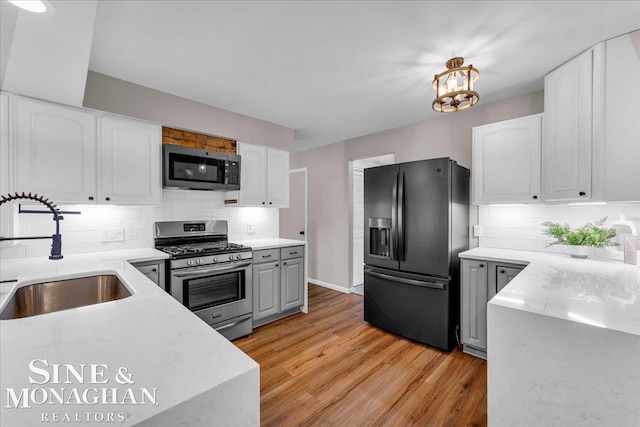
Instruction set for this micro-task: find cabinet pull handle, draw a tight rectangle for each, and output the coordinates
[532,195,538,200]
[262,254,272,258]
[479,264,484,268]
[500,269,506,274]
[290,251,298,255]
[579,191,586,196]
[88,196,94,201]
[283,262,287,265]
[275,264,279,267]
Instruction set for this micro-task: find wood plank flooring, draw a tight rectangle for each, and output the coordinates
[234,284,487,426]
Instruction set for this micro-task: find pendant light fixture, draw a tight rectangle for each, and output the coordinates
[7,0,54,14]
[432,57,479,113]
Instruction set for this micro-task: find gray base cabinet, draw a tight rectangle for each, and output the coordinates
[460,258,525,359]
[131,259,166,290]
[254,261,280,319]
[253,245,304,327]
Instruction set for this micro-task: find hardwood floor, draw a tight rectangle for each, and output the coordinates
[234,285,487,426]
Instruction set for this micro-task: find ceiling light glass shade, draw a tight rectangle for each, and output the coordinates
[432,57,479,113]
[8,0,49,13]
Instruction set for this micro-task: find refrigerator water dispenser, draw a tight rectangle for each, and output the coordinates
[369,218,391,258]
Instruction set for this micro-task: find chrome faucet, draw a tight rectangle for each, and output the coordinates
[0,192,64,260]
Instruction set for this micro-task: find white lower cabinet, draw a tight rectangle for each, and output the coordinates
[460,258,525,359]
[253,245,304,326]
[11,94,161,205]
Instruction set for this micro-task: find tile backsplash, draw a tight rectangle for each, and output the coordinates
[0,189,279,259]
[478,203,640,258]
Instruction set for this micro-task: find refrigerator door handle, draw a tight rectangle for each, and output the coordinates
[391,172,398,261]
[365,269,445,290]
[398,172,405,261]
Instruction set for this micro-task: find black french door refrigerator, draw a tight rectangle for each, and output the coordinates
[363,157,469,351]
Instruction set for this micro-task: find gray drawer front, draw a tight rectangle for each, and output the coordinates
[280,246,304,261]
[281,245,304,260]
[254,248,280,263]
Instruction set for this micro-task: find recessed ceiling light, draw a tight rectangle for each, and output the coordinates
[7,0,55,14]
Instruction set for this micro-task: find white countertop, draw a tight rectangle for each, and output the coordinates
[235,238,306,250]
[459,247,640,336]
[0,249,259,426]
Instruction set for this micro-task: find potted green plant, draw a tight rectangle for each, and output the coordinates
[541,217,617,258]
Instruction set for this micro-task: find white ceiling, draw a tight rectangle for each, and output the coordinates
[89,1,640,152]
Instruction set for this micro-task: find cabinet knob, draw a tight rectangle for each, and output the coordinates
[105,197,111,201]
[579,191,586,196]
[500,269,506,274]
[479,264,484,268]
[532,195,538,200]
[151,268,157,272]
[269,202,272,205]
[262,202,265,205]
[283,262,287,266]
[275,264,279,267]
[88,196,94,201]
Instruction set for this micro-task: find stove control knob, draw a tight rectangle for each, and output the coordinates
[213,256,218,263]
[228,255,234,261]
[235,254,242,260]
[196,258,202,265]
[187,259,193,266]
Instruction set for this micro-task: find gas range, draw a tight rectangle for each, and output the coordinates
[154,220,254,341]
[154,220,252,266]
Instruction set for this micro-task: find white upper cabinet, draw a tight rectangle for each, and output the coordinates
[542,45,602,203]
[1,93,13,238]
[14,96,98,203]
[100,114,161,205]
[12,95,161,205]
[237,141,289,208]
[603,30,640,202]
[237,142,268,206]
[266,148,290,207]
[472,114,542,204]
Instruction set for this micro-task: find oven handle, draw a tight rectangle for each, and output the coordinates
[216,315,251,332]
[172,261,252,277]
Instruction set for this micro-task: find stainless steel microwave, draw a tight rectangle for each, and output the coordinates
[163,144,240,191]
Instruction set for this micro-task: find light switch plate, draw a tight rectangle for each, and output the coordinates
[473,225,483,237]
[102,229,124,242]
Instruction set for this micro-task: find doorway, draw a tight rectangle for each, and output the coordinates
[279,167,308,312]
[350,154,395,294]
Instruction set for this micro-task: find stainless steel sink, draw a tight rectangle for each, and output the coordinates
[0,275,132,320]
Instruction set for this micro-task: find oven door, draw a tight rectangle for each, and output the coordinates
[170,260,252,326]
[163,144,229,190]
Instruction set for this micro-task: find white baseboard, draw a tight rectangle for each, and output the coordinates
[308,278,350,294]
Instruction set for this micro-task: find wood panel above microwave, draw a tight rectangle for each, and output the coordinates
[162,126,236,155]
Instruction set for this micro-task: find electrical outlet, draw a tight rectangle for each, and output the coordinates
[102,229,124,242]
[247,224,256,233]
[473,225,483,237]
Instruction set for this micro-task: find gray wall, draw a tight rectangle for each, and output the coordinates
[291,90,544,290]
[84,71,294,151]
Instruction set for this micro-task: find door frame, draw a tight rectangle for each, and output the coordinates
[288,167,308,313]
